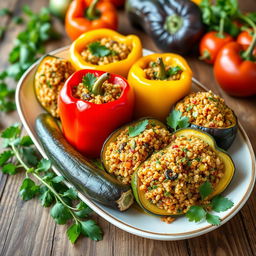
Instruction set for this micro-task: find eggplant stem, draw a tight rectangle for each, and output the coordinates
[164,14,183,34]
[86,0,100,20]
[156,57,167,80]
[92,72,110,95]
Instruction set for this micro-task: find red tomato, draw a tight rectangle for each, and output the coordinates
[199,31,233,64]
[214,42,256,97]
[237,30,256,55]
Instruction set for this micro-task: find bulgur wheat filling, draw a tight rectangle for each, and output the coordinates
[144,58,183,81]
[72,73,122,104]
[104,122,172,184]
[34,57,74,117]
[80,38,132,65]
[138,134,224,215]
[175,91,236,128]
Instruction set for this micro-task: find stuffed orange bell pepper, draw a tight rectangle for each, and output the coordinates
[69,29,142,77]
[65,0,118,41]
[128,53,192,121]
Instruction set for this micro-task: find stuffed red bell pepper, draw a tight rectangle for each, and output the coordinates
[59,69,134,158]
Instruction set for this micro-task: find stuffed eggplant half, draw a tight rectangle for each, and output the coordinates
[101,118,172,184]
[174,91,238,150]
[131,128,235,216]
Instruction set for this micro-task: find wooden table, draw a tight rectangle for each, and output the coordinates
[0,0,256,255]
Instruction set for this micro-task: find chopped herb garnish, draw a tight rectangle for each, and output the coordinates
[186,106,193,111]
[128,120,149,137]
[182,148,189,152]
[82,73,97,92]
[167,66,182,76]
[88,42,111,57]
[46,80,52,88]
[164,191,171,197]
[166,110,190,131]
[208,96,218,102]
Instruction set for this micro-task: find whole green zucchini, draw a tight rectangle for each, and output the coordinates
[35,113,134,211]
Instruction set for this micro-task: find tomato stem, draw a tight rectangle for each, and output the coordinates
[92,72,110,95]
[239,14,256,60]
[199,50,211,61]
[86,0,100,20]
[156,57,167,80]
[217,17,225,39]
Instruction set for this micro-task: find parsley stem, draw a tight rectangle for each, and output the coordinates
[11,143,78,211]
[33,172,78,211]
[11,144,29,170]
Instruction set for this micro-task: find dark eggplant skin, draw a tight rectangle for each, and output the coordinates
[35,113,134,211]
[190,123,238,150]
[126,0,204,55]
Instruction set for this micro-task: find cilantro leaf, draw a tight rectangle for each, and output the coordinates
[20,136,33,146]
[36,159,51,172]
[128,120,149,137]
[51,175,65,183]
[199,181,213,200]
[167,66,182,76]
[88,42,111,57]
[63,188,78,200]
[50,202,72,224]
[206,213,221,225]
[0,150,13,166]
[75,202,93,218]
[39,187,54,207]
[0,8,12,16]
[82,73,97,92]
[19,178,40,200]
[185,205,206,222]
[211,195,234,212]
[67,223,81,244]
[166,110,190,131]
[2,163,17,175]
[1,124,20,139]
[80,220,103,241]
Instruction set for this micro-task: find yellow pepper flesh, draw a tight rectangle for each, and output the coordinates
[128,53,192,121]
[69,28,142,77]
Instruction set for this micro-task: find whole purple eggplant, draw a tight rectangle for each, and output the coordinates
[126,0,204,55]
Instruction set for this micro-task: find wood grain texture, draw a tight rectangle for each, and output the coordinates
[0,0,256,255]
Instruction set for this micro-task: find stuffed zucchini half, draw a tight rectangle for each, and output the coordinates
[35,113,134,211]
[174,91,238,150]
[131,128,235,216]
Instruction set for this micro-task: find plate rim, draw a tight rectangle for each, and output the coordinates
[15,45,256,240]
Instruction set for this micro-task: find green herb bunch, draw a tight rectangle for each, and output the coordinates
[0,124,103,243]
[186,181,234,225]
[0,5,60,112]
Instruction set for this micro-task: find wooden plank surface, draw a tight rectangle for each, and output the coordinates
[0,0,255,255]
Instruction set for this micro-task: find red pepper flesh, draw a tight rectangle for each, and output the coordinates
[59,69,134,158]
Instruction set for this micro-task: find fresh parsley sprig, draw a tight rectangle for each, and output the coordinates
[166,110,190,132]
[0,124,103,243]
[82,73,97,92]
[128,120,149,137]
[185,181,234,225]
[88,42,116,57]
[0,6,60,112]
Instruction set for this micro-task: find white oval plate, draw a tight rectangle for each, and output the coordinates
[16,47,256,240]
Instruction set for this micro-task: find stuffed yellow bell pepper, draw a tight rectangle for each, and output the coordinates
[128,53,192,121]
[69,29,142,77]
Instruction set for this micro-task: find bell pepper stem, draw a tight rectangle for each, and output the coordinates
[156,57,167,80]
[92,72,110,96]
[164,15,183,34]
[86,0,100,20]
[239,14,256,60]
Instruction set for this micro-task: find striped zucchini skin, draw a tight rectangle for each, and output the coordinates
[35,113,134,211]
